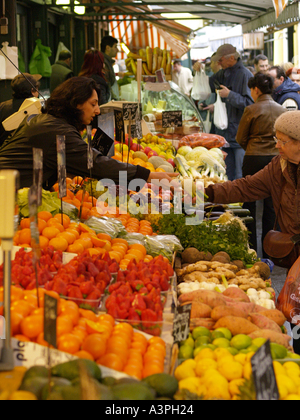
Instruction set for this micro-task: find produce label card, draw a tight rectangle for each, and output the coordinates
[91,127,114,156]
[56,135,67,199]
[44,294,58,349]
[162,111,182,128]
[173,303,192,343]
[32,148,43,207]
[122,103,139,121]
[251,340,279,400]
[114,110,125,146]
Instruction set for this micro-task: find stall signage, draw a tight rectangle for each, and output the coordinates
[173,303,192,343]
[162,111,183,128]
[91,127,114,157]
[251,340,279,400]
[56,135,67,199]
[32,148,43,207]
[44,294,58,349]
[114,110,125,145]
[122,103,139,121]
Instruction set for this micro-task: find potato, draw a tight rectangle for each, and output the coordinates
[211,252,231,263]
[259,309,287,327]
[222,288,250,303]
[190,302,212,319]
[213,316,260,335]
[248,329,291,349]
[190,318,215,331]
[179,289,227,308]
[248,313,282,334]
[181,248,204,264]
[211,305,249,321]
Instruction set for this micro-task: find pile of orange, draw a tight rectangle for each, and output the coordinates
[117,214,153,235]
[107,238,154,270]
[5,286,166,379]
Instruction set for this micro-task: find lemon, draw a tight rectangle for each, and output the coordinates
[243,362,252,380]
[212,338,230,348]
[178,344,194,360]
[194,348,216,362]
[192,326,211,340]
[217,355,235,368]
[252,338,267,348]
[284,394,300,400]
[286,370,300,386]
[245,352,256,363]
[283,361,300,374]
[230,335,252,350]
[247,345,259,353]
[174,359,197,381]
[276,374,297,395]
[180,334,195,349]
[277,383,289,400]
[287,352,300,360]
[273,361,286,377]
[195,358,218,377]
[214,328,232,341]
[214,347,233,361]
[218,361,243,381]
[202,370,230,400]
[9,391,37,400]
[234,353,247,366]
[178,377,203,395]
[228,378,246,397]
[227,347,239,356]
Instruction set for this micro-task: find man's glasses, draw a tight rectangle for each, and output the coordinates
[273,136,293,146]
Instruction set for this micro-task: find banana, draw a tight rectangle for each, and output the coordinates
[143,62,152,75]
[128,52,142,60]
[131,59,137,75]
[166,51,172,75]
[161,49,167,73]
[146,46,153,74]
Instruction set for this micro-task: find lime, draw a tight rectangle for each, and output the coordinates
[214,328,232,341]
[192,327,211,340]
[270,343,288,360]
[212,338,230,348]
[230,334,252,350]
[239,348,252,354]
[193,344,216,358]
[247,344,259,353]
[252,338,267,348]
[287,352,300,360]
[178,344,194,360]
[211,331,225,340]
[227,347,239,356]
[180,334,195,349]
[195,336,211,348]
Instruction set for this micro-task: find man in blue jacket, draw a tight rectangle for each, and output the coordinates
[206,44,254,181]
[268,65,300,110]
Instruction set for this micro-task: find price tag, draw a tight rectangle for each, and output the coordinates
[32,148,43,207]
[114,109,125,146]
[56,135,67,199]
[172,303,192,343]
[162,111,183,128]
[44,294,58,349]
[122,103,139,121]
[91,127,114,156]
[97,112,115,157]
[251,340,279,400]
[86,125,93,170]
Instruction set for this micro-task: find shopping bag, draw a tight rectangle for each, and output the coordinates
[277,256,300,324]
[191,69,211,102]
[203,110,212,133]
[213,90,228,130]
[0,42,18,80]
[54,42,71,63]
[29,39,52,78]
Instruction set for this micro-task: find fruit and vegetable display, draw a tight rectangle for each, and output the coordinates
[125,48,172,77]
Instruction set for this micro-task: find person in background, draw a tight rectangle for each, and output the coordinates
[236,72,287,255]
[286,67,300,86]
[100,36,120,100]
[0,77,178,190]
[78,49,110,109]
[50,50,74,93]
[268,65,300,111]
[0,73,41,147]
[172,59,194,97]
[253,54,269,74]
[205,110,300,355]
[205,44,254,181]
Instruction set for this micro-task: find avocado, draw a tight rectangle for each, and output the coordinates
[19,377,49,400]
[142,373,178,398]
[112,383,156,400]
[51,359,102,382]
[21,366,49,382]
[41,377,72,400]
[101,376,117,387]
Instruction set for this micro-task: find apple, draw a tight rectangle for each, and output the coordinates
[130,143,139,152]
[115,143,128,153]
[167,158,176,168]
[148,150,158,158]
[143,146,152,156]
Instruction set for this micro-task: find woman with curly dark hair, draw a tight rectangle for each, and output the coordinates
[0,77,177,189]
[79,49,110,106]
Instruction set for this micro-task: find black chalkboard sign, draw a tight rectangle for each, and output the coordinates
[91,127,114,156]
[114,109,125,145]
[173,303,192,343]
[44,294,58,348]
[123,103,139,121]
[251,340,279,400]
[162,111,183,128]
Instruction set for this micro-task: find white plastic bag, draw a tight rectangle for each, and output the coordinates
[1,42,18,80]
[203,110,212,133]
[191,69,211,102]
[55,42,71,63]
[213,90,228,130]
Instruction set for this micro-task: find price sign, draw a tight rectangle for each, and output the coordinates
[56,135,67,199]
[44,294,58,348]
[122,103,139,121]
[97,112,115,157]
[86,125,93,170]
[162,111,183,128]
[114,110,125,146]
[91,127,114,156]
[251,340,279,400]
[173,303,192,343]
[32,148,43,207]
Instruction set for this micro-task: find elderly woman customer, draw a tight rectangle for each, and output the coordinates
[236,72,287,256]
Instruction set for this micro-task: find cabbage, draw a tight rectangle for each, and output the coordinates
[177,145,193,157]
[18,188,61,218]
[185,147,207,162]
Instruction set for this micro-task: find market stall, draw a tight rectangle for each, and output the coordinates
[0,105,299,401]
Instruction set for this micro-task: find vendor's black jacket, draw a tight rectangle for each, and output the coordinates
[0,98,24,147]
[0,113,150,189]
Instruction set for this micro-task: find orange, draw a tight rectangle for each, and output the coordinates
[148,336,166,347]
[80,207,91,220]
[65,228,80,239]
[110,330,131,348]
[38,211,53,222]
[31,307,44,317]
[56,316,73,337]
[126,249,144,262]
[85,320,112,339]
[79,308,97,322]
[11,311,24,335]
[10,286,25,302]
[37,218,47,234]
[143,351,165,366]
[90,236,106,248]
[36,332,53,347]
[142,363,163,378]
[11,300,34,318]
[74,350,94,361]
[76,237,93,250]
[60,305,79,326]
[97,353,124,372]
[47,219,64,232]
[100,240,112,252]
[113,322,134,337]
[20,315,43,339]
[49,236,69,252]
[23,293,38,308]
[53,213,70,229]
[71,327,87,344]
[76,190,89,202]
[144,254,153,262]
[108,251,122,263]
[147,343,166,356]
[19,229,31,247]
[123,365,143,380]
[13,334,31,342]
[111,238,129,248]
[111,245,126,257]
[20,218,30,229]
[129,243,147,257]
[97,313,115,327]
[57,231,76,245]
[81,334,107,361]
[106,335,129,354]
[42,226,60,240]
[39,235,49,250]
[96,233,112,242]
[73,176,83,185]
[57,333,81,354]
[67,242,84,255]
